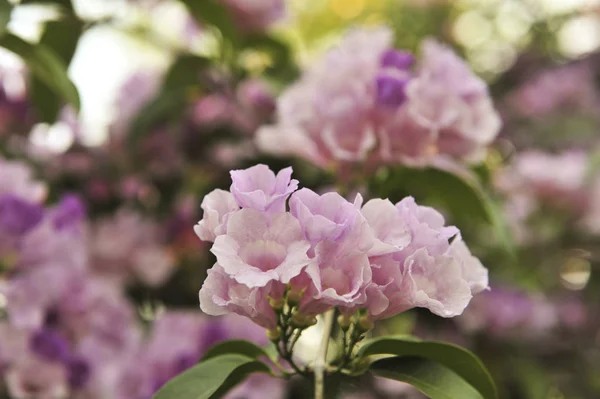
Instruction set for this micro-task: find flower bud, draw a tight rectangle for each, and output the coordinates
[291,312,317,329]
[266,327,282,342]
[286,288,304,307]
[337,314,352,332]
[356,315,374,333]
[268,296,284,312]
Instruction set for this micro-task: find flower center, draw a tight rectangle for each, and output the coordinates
[240,240,287,270]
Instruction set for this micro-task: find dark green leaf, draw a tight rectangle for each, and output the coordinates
[153,354,272,399]
[38,19,82,63]
[0,0,12,37]
[29,18,82,121]
[512,358,552,399]
[127,88,188,147]
[0,33,79,117]
[480,192,516,258]
[240,35,298,81]
[370,356,484,399]
[180,0,238,44]
[202,339,272,362]
[30,81,60,122]
[357,336,497,399]
[163,54,210,89]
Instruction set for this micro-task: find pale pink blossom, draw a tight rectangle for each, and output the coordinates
[297,240,372,314]
[403,248,472,317]
[230,164,298,213]
[289,189,373,252]
[447,239,488,294]
[257,27,393,167]
[407,39,500,162]
[211,209,311,287]
[199,264,279,329]
[194,189,239,242]
[197,165,488,325]
[360,197,479,319]
[257,28,500,169]
[360,198,411,253]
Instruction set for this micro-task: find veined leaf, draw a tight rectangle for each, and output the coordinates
[371,356,484,399]
[30,17,83,121]
[0,33,79,115]
[153,354,272,399]
[357,336,497,399]
[202,339,273,362]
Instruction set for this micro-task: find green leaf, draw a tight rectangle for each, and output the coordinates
[0,0,12,37]
[126,87,187,147]
[180,0,239,44]
[153,354,272,399]
[480,192,515,258]
[163,54,210,89]
[29,18,83,121]
[38,19,82,63]
[357,336,497,399]
[512,358,552,399]
[202,339,273,362]
[0,33,79,118]
[240,35,299,81]
[370,356,483,399]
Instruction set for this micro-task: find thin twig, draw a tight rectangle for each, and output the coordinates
[276,342,307,377]
[314,310,335,399]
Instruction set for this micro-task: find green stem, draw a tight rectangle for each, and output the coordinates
[276,338,307,377]
[315,310,335,399]
[275,303,309,377]
[336,325,363,373]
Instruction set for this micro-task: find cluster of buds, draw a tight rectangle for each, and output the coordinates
[266,287,317,373]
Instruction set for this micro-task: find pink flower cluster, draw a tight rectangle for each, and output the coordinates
[496,150,600,240]
[506,63,600,118]
[457,287,587,340]
[257,27,500,169]
[0,157,174,399]
[90,209,175,288]
[0,195,139,398]
[196,165,488,329]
